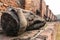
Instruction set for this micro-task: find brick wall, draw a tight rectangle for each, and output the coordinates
[41,0,46,18]
[0,0,20,11]
[25,0,40,14]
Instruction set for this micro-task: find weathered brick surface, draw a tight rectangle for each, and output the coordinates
[0,0,20,11]
[0,0,47,18]
[41,0,46,18]
[25,0,46,18]
[25,0,40,13]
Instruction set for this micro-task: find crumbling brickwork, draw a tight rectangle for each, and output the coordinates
[0,0,20,11]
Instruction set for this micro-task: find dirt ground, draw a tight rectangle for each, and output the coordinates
[55,21,60,40]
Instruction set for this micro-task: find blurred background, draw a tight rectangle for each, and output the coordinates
[45,0,60,20]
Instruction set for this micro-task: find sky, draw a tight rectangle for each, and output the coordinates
[45,0,60,15]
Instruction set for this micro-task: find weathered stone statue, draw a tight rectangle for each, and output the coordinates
[1,7,46,36]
